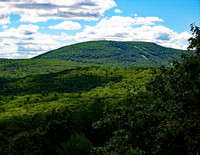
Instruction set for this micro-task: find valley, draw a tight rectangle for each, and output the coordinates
[0,40,199,154]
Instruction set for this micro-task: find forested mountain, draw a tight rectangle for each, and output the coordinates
[0,41,185,79]
[33,41,185,67]
[0,24,200,154]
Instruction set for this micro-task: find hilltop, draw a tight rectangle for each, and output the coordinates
[0,41,186,79]
[33,40,185,67]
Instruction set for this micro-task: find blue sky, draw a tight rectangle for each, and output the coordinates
[0,0,199,59]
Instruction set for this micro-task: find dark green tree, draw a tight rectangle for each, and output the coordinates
[188,23,200,55]
[92,24,200,154]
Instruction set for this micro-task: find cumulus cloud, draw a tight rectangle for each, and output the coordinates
[0,0,116,23]
[0,24,60,58]
[0,8,11,25]
[75,16,164,41]
[74,16,191,50]
[0,12,192,58]
[114,9,122,13]
[94,16,163,28]
[2,25,8,29]
[49,21,81,30]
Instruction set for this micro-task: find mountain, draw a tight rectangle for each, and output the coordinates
[33,40,186,67]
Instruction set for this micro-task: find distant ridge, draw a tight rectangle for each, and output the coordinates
[33,40,186,67]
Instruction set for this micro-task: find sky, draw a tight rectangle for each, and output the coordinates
[0,0,199,59]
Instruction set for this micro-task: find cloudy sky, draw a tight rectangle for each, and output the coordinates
[0,0,199,59]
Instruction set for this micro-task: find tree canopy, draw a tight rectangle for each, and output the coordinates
[0,24,199,154]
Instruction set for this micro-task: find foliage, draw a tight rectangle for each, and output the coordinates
[188,23,200,55]
[0,67,122,96]
[91,24,200,154]
[0,59,90,79]
[34,41,185,67]
[0,25,199,154]
[56,133,92,155]
[0,66,153,154]
[1,106,77,154]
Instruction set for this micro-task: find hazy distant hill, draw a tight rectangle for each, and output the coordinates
[33,40,185,67]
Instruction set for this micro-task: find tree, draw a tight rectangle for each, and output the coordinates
[92,24,200,154]
[187,23,200,56]
[147,24,200,153]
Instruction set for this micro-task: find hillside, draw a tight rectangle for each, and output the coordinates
[1,38,199,154]
[1,64,199,154]
[33,40,185,67]
[0,41,186,79]
[0,6,199,154]
[0,67,154,154]
[0,59,91,79]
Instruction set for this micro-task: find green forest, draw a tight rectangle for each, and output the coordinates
[33,41,185,67]
[0,24,200,154]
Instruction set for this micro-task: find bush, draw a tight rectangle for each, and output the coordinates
[56,133,92,155]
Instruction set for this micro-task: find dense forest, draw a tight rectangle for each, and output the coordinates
[0,24,199,154]
[0,59,91,79]
[33,41,185,67]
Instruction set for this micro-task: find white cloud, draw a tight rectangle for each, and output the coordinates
[0,24,60,58]
[60,32,75,40]
[2,25,8,29]
[74,16,191,50]
[0,0,117,23]
[95,16,163,28]
[49,21,81,30]
[115,9,122,13]
[0,8,11,25]
[0,13,192,58]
